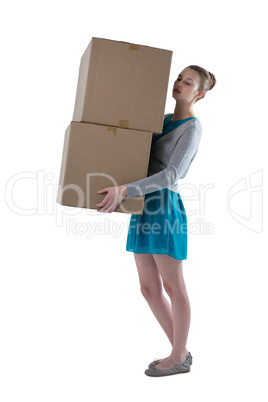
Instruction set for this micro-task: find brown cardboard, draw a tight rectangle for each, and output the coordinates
[56,121,153,214]
[72,37,172,133]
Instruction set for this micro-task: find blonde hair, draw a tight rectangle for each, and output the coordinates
[186,65,216,102]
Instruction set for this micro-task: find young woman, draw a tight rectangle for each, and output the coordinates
[96,65,216,377]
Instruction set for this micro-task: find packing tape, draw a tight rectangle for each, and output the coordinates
[129,44,139,50]
[119,119,129,128]
[107,126,117,138]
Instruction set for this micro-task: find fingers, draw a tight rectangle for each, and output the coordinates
[97,196,118,213]
[96,195,114,212]
[96,187,120,213]
[96,196,108,207]
[97,203,115,213]
[96,191,110,207]
[97,188,108,194]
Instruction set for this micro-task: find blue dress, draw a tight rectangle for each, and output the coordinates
[126,114,197,261]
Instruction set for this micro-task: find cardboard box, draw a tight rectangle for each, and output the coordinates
[56,121,152,214]
[72,37,172,133]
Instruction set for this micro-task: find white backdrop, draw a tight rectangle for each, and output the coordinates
[1,0,267,400]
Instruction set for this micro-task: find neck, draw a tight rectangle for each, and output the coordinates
[171,102,196,120]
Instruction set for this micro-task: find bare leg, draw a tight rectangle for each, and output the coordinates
[134,253,174,345]
[151,254,191,370]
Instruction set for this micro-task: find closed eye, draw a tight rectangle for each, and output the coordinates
[177,78,191,85]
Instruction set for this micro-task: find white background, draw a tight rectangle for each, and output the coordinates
[1,0,267,400]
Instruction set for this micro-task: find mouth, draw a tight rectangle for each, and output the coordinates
[173,88,181,94]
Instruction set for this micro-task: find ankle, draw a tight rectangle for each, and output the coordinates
[171,348,187,360]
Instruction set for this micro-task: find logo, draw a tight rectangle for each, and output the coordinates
[227,169,263,233]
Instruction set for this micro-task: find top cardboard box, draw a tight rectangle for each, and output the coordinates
[72,37,172,133]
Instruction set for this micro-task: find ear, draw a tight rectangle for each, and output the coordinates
[196,90,205,100]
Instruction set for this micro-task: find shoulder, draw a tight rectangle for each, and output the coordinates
[163,113,202,131]
[181,121,202,148]
[173,118,202,138]
[186,118,202,135]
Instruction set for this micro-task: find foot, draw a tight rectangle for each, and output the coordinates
[154,351,187,370]
[155,349,189,368]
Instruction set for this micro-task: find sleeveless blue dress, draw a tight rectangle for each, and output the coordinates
[126,114,197,261]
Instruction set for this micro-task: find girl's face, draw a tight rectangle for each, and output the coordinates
[172,68,203,103]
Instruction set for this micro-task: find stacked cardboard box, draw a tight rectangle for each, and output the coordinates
[57,37,172,214]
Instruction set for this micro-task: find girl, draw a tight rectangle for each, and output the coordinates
[97,65,216,377]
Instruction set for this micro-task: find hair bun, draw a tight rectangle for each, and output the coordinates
[208,72,216,90]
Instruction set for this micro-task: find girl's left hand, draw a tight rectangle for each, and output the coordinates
[96,185,127,213]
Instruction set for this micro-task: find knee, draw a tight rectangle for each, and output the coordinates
[162,282,188,299]
[140,284,162,301]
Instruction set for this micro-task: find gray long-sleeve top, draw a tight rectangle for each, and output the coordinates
[124,114,202,197]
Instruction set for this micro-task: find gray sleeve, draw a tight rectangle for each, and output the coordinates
[124,121,202,197]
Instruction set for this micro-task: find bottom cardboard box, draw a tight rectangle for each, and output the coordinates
[56,121,152,214]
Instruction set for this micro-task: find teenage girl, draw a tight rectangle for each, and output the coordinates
[96,65,216,376]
